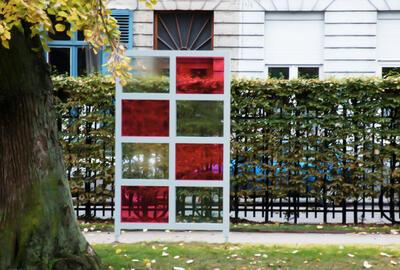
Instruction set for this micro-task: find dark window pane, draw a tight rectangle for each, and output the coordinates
[268,67,289,79]
[77,47,100,76]
[48,16,70,41]
[121,186,169,223]
[176,57,224,94]
[48,47,70,75]
[298,67,319,79]
[122,100,169,137]
[155,11,213,50]
[382,67,400,78]
[176,144,223,180]
[122,143,169,179]
[77,30,85,41]
[176,187,223,223]
[177,101,223,137]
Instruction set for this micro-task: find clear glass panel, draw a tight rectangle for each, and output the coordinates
[298,67,319,79]
[176,187,223,223]
[176,57,224,94]
[121,186,169,223]
[48,47,70,75]
[122,100,169,137]
[124,57,170,93]
[77,47,100,76]
[122,143,169,179]
[176,144,223,180]
[177,101,223,137]
[268,67,289,79]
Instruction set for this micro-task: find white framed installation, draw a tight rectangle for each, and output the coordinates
[115,50,231,240]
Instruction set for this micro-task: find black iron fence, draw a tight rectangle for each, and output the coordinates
[53,76,400,224]
[230,78,399,224]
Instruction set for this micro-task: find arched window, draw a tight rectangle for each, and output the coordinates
[154,11,213,50]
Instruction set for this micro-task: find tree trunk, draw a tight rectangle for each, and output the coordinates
[0,25,102,269]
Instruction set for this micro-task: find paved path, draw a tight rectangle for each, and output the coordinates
[85,231,400,246]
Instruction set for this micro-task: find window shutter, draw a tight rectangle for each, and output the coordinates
[112,10,133,49]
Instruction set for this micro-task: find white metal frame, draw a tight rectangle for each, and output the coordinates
[115,50,231,241]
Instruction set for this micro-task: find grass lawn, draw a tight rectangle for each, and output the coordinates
[80,220,400,234]
[95,242,400,270]
[231,223,400,234]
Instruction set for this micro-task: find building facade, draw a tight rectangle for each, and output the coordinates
[109,0,400,79]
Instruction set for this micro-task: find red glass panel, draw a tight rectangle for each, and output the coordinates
[122,100,169,136]
[121,186,169,223]
[176,57,224,94]
[176,144,223,180]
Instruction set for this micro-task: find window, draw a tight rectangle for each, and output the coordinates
[378,13,400,62]
[267,66,320,79]
[268,67,289,79]
[382,67,400,78]
[47,10,133,76]
[265,12,324,66]
[298,67,320,79]
[154,11,213,50]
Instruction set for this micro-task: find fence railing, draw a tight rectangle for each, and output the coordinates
[53,76,400,224]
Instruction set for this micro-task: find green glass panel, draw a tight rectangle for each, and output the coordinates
[176,187,223,223]
[177,101,223,137]
[124,56,170,93]
[122,143,169,179]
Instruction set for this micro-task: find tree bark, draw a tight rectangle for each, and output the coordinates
[0,25,102,269]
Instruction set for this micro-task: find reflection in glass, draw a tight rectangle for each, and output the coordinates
[268,67,289,79]
[124,57,170,93]
[122,143,169,179]
[121,186,169,223]
[77,47,100,76]
[176,57,224,94]
[122,100,169,137]
[176,187,223,223]
[177,101,223,137]
[298,67,319,79]
[176,144,223,180]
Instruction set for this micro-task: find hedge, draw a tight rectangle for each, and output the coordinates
[231,78,399,204]
[53,75,115,212]
[53,75,400,211]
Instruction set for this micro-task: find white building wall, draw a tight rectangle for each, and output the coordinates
[109,0,400,79]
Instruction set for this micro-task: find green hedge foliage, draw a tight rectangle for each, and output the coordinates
[53,75,400,207]
[53,75,115,208]
[231,78,399,204]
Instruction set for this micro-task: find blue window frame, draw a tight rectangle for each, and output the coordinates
[47,9,133,76]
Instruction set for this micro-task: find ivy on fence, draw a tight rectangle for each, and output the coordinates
[53,75,400,219]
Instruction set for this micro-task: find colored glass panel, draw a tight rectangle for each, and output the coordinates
[176,144,223,180]
[122,100,169,136]
[124,57,170,93]
[122,143,169,179]
[176,57,224,94]
[121,186,169,223]
[176,187,223,223]
[177,101,223,137]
